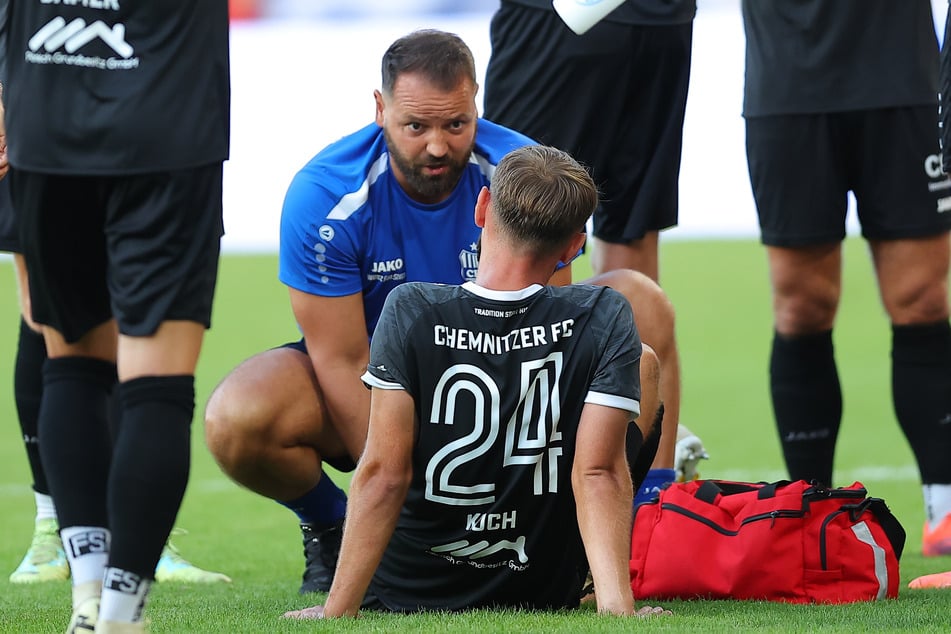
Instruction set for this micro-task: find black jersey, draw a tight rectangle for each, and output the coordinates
[362,281,641,612]
[742,0,938,117]
[503,0,695,26]
[3,0,230,174]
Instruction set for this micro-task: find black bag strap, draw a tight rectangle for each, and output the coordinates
[866,498,907,560]
[693,480,784,504]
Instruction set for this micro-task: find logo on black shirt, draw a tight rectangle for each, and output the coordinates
[25,15,140,70]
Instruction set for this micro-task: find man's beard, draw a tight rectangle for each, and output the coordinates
[385,132,474,202]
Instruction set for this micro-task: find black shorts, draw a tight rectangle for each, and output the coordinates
[12,164,224,342]
[279,338,359,473]
[484,3,692,242]
[746,106,951,246]
[0,176,19,254]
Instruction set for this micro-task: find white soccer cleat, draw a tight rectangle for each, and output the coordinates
[674,424,709,482]
[9,517,70,584]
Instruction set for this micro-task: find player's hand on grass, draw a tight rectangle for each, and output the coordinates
[283,604,326,619]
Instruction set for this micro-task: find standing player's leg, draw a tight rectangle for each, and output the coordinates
[8,253,69,584]
[746,113,851,488]
[870,234,951,555]
[93,164,227,631]
[766,243,844,487]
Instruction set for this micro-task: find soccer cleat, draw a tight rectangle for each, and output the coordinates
[9,517,70,584]
[66,597,98,634]
[922,513,951,557]
[155,529,232,583]
[908,570,951,589]
[299,518,344,594]
[674,423,709,483]
[67,581,101,634]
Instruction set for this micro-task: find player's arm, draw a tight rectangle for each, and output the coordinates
[322,386,416,617]
[290,288,372,461]
[572,402,635,616]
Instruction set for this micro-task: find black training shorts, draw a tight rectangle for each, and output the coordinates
[0,176,18,254]
[484,3,692,242]
[12,163,224,342]
[746,106,951,247]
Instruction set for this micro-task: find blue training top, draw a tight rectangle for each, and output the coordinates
[279,119,535,335]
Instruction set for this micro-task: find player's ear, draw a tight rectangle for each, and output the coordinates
[474,186,490,228]
[558,232,587,264]
[374,89,385,127]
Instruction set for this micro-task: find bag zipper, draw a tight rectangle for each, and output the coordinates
[659,503,805,536]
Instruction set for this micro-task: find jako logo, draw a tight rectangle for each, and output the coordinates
[371,258,404,273]
[29,16,133,58]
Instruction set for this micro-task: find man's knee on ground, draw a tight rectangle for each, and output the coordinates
[588,268,676,354]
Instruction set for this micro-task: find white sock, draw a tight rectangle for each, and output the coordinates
[923,484,951,527]
[99,567,151,623]
[61,526,110,585]
[34,491,57,522]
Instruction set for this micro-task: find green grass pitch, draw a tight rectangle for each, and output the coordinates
[1,238,950,632]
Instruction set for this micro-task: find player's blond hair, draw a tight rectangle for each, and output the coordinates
[491,145,598,255]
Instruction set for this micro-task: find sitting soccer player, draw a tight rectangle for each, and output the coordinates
[204,29,684,596]
[284,145,670,617]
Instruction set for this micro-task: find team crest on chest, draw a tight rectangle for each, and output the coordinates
[459,242,480,282]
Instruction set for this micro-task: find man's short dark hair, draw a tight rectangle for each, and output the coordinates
[381,30,477,95]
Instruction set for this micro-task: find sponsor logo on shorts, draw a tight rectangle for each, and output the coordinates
[925,154,944,180]
[938,197,951,214]
[25,6,140,71]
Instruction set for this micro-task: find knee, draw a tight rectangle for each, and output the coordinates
[204,377,270,473]
[601,268,676,352]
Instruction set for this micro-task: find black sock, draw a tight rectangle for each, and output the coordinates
[14,318,49,495]
[38,356,117,528]
[892,321,951,484]
[108,375,194,578]
[770,330,841,487]
[628,403,662,492]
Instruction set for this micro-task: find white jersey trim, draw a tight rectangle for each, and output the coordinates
[361,370,404,391]
[584,391,640,420]
[327,153,390,221]
[462,281,543,302]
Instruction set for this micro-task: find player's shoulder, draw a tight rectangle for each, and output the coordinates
[474,118,537,166]
[283,123,388,220]
[291,123,388,195]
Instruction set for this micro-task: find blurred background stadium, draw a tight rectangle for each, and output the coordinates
[218,0,947,253]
